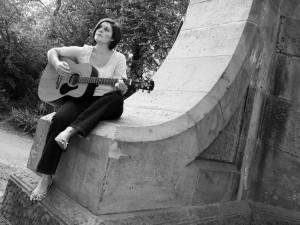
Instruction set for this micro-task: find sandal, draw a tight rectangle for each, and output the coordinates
[55,135,68,151]
[30,179,53,202]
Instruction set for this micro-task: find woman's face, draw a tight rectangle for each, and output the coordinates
[94,22,113,45]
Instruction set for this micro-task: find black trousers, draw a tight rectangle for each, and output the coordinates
[36,91,124,175]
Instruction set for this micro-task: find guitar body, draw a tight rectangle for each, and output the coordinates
[38,57,97,106]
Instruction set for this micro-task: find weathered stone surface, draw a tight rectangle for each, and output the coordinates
[184,0,252,30]
[277,16,300,57]
[27,113,53,171]
[3,174,300,225]
[0,173,251,225]
[199,89,249,163]
[191,160,240,205]
[30,115,200,215]
[1,170,95,225]
[2,180,66,225]
[249,0,281,41]
[251,143,300,211]
[169,22,246,59]
[95,200,252,225]
[199,130,240,163]
[248,0,281,90]
[244,0,300,213]
[153,56,231,92]
[270,54,300,103]
[260,96,300,157]
[281,0,300,20]
[176,159,241,206]
[250,201,300,225]
[200,86,263,166]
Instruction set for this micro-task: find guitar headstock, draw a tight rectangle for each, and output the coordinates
[129,79,155,93]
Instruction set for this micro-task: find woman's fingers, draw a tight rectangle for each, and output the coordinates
[115,79,128,94]
[55,61,70,76]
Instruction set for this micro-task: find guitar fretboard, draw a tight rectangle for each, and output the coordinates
[79,77,121,85]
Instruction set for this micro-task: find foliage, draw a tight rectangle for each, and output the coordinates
[0,0,189,134]
[8,107,40,134]
[0,0,48,99]
[119,1,188,75]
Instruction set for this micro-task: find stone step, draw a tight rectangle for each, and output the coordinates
[1,169,300,225]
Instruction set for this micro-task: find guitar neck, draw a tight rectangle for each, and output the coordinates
[78,77,131,86]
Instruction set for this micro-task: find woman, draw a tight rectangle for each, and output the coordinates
[30,18,127,201]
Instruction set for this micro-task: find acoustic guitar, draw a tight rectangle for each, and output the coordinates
[38,57,154,106]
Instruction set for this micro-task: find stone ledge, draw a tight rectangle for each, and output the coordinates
[2,169,300,225]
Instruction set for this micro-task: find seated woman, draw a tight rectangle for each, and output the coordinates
[30,18,127,201]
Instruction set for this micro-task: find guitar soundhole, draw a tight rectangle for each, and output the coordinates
[69,74,80,85]
[60,84,78,95]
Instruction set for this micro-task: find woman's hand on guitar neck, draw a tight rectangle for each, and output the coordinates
[115,78,128,95]
[55,61,71,76]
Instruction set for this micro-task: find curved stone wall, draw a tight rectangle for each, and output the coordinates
[26,0,300,216]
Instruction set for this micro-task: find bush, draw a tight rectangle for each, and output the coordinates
[9,107,41,135]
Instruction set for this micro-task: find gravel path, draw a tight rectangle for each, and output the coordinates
[0,123,33,206]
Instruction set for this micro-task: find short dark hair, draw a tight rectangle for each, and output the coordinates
[92,18,122,50]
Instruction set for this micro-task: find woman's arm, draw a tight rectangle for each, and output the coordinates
[47,46,83,76]
[114,54,127,94]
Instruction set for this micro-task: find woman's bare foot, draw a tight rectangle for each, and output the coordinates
[30,174,53,201]
[55,127,77,150]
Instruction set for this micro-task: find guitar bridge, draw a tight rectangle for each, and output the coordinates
[56,75,62,89]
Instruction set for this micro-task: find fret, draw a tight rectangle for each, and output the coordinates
[78,77,119,85]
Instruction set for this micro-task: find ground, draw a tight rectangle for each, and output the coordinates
[0,121,33,207]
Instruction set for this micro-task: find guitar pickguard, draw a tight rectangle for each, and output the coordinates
[60,83,78,95]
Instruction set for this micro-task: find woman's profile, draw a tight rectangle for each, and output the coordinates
[30,18,128,201]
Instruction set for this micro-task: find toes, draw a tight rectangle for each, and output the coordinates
[30,193,46,201]
[55,136,68,150]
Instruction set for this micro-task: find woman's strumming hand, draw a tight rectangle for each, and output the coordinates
[55,61,70,76]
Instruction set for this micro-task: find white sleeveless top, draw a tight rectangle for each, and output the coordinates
[62,45,127,96]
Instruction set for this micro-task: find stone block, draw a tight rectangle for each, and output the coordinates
[198,88,253,164]
[185,0,252,30]
[246,0,281,91]
[277,16,300,57]
[199,131,240,163]
[153,56,231,93]
[1,171,93,225]
[251,143,300,211]
[191,160,240,205]
[3,174,300,225]
[27,113,54,171]
[281,0,300,20]
[250,201,300,225]
[30,118,200,215]
[236,138,260,200]
[270,54,300,103]
[169,22,246,59]
[1,172,254,225]
[249,0,281,43]
[260,96,300,157]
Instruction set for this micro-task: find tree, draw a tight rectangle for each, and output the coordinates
[0,0,189,133]
[0,0,47,103]
[104,0,189,97]
[43,0,189,97]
